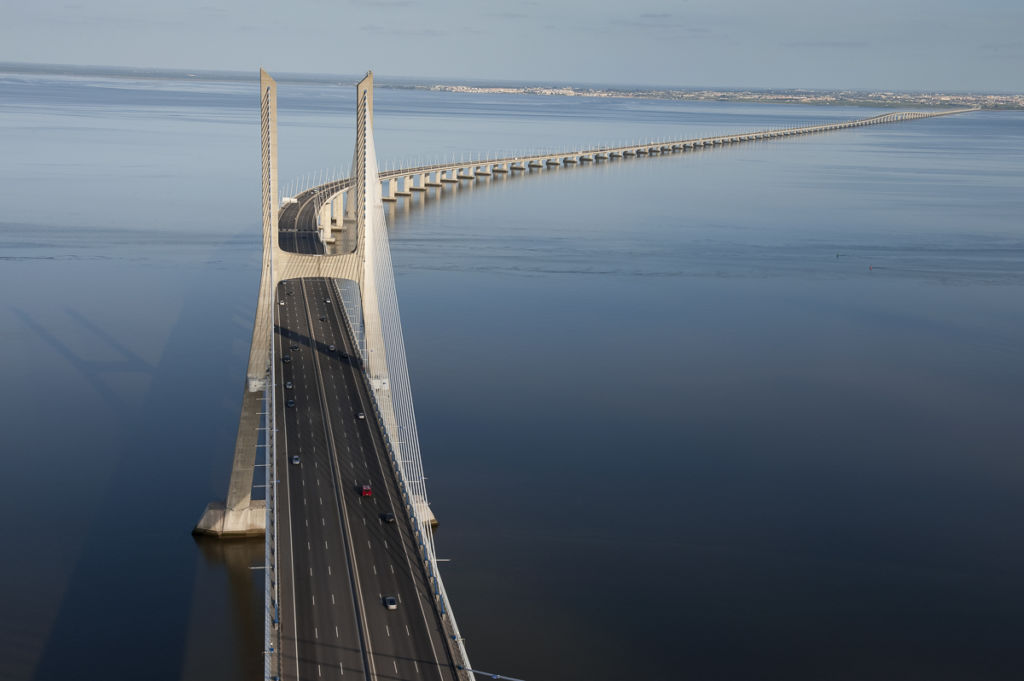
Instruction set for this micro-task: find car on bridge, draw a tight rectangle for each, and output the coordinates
[282,354,291,363]
[357,411,366,420]
[383,596,398,610]
[381,512,396,524]
[285,381,293,389]
[291,455,300,465]
[286,399,296,408]
[359,484,372,497]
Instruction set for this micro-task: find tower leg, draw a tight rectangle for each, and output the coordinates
[194,387,266,537]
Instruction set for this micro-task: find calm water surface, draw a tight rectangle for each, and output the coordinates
[1,70,1022,681]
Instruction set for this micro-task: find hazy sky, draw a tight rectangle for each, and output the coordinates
[3,0,1021,91]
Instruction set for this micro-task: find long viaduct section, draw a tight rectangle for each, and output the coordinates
[279,106,976,243]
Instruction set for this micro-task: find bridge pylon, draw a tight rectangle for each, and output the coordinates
[195,70,368,536]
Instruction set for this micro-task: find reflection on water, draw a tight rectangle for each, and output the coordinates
[181,538,264,681]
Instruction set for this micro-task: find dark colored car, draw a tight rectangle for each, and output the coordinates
[282,354,291,363]
[381,512,396,524]
[286,399,295,408]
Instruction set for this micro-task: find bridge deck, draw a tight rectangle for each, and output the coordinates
[274,277,456,681]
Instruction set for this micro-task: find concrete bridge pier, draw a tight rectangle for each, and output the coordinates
[395,176,413,197]
[195,69,281,537]
[382,178,397,202]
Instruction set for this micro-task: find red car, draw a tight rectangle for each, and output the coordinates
[360,484,373,497]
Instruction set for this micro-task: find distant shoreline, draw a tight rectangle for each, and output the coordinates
[420,84,1022,111]
[2,61,1020,110]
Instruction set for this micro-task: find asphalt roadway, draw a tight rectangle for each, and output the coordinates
[273,277,457,681]
[278,188,326,254]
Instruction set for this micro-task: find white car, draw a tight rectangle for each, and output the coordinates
[383,596,398,611]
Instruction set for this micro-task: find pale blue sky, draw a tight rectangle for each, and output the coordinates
[3,0,1022,91]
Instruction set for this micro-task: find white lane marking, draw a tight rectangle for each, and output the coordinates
[309,568,313,577]
[372,564,377,575]
[305,519,309,527]
[339,661,344,675]
[313,595,316,606]
[385,625,390,637]
[332,593,336,604]
[383,540,388,549]
[335,625,339,639]
[405,625,411,637]
[328,565,332,575]
[307,541,311,550]
[414,661,419,673]
[393,660,398,674]
[319,496,323,505]
[318,663,322,677]
[322,517,325,526]
[324,540,329,550]
[314,626,318,639]
[390,564,394,574]
[363,517,366,525]
[367,540,372,549]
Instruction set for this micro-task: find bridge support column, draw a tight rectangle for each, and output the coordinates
[195,68,279,538]
[195,389,267,536]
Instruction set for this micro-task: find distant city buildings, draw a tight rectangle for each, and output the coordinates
[427,84,1023,110]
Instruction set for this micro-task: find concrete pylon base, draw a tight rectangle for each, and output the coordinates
[193,501,266,538]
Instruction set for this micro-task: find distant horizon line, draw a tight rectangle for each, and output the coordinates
[1,60,1020,99]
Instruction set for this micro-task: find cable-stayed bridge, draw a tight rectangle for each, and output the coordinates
[194,70,974,681]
